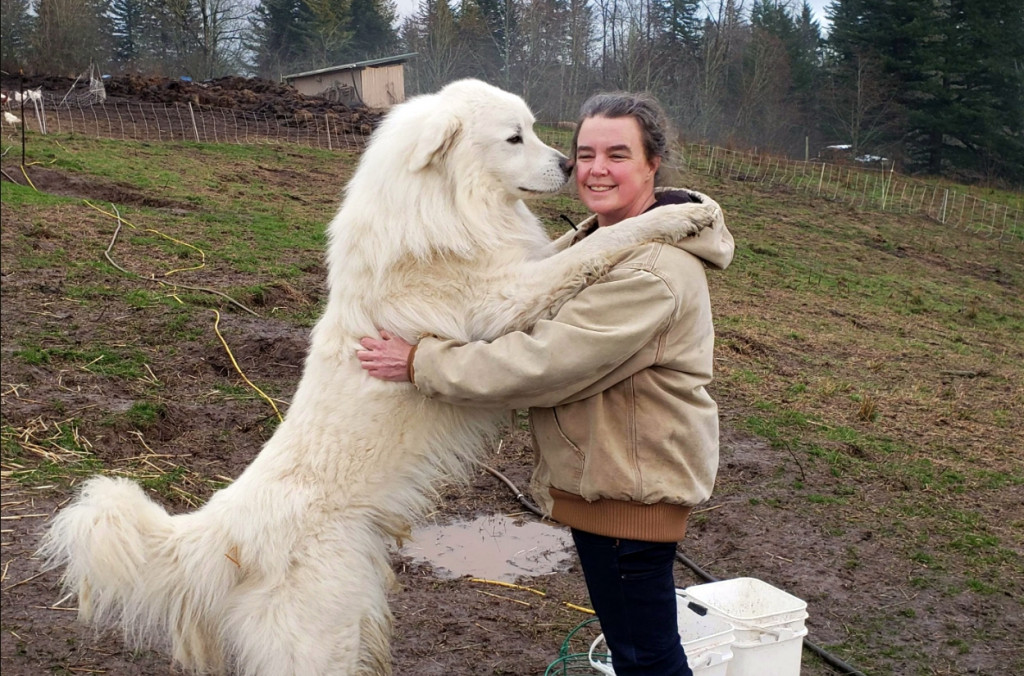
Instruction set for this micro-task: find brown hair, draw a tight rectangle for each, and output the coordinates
[569,92,671,180]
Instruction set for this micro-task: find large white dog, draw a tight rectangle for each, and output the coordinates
[39,79,720,675]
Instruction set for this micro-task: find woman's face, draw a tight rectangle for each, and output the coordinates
[574,115,660,227]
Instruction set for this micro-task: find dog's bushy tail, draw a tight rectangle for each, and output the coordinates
[38,475,234,672]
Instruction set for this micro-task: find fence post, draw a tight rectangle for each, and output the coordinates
[940,188,949,223]
[187,102,200,143]
[36,95,47,134]
[880,161,892,211]
[325,115,332,151]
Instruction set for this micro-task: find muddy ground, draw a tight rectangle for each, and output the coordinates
[2,76,1022,676]
[0,306,860,676]
[0,153,754,676]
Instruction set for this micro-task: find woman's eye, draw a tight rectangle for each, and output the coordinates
[507,134,523,144]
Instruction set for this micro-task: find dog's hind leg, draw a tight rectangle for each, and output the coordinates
[223,522,395,676]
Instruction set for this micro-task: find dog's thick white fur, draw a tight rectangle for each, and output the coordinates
[38,79,719,675]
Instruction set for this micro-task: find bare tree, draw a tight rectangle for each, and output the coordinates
[517,0,566,109]
[402,0,465,94]
[1,0,34,72]
[560,0,595,118]
[192,0,254,78]
[822,49,902,156]
[31,0,111,75]
[694,0,747,141]
[733,28,792,151]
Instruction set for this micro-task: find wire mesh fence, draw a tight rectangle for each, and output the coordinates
[678,144,1022,244]
[5,93,1020,244]
[7,92,370,153]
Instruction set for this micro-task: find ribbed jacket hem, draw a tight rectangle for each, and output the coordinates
[548,488,693,543]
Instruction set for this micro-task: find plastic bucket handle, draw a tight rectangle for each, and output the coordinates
[696,648,730,668]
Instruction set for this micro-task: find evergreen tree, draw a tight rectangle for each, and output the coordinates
[345,0,398,60]
[927,0,1024,182]
[656,0,701,53]
[250,0,317,77]
[250,0,396,77]
[109,0,146,66]
[304,0,355,68]
[747,0,824,155]
[561,0,594,117]
[827,0,1024,182]
[743,0,796,152]
[792,1,823,96]
[652,0,702,121]
[518,0,571,103]
[0,0,34,72]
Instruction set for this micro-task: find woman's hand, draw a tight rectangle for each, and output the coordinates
[357,330,414,382]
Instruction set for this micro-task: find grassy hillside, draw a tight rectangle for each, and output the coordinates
[1,133,1021,675]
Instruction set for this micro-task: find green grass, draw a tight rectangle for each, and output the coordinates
[138,465,189,498]
[13,343,150,380]
[0,181,75,206]
[124,401,167,427]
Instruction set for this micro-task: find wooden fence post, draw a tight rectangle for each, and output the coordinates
[187,102,200,143]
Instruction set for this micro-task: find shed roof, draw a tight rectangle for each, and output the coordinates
[283,53,417,81]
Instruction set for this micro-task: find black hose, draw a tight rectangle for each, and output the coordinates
[675,550,718,584]
[483,462,870,676]
[801,640,869,676]
[480,463,544,517]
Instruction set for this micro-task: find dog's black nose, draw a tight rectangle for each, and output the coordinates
[559,156,574,177]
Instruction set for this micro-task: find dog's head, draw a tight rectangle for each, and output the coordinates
[405,79,571,199]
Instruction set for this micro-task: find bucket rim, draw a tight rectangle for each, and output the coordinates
[679,579,808,622]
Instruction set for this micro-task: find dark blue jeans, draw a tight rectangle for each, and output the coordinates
[572,528,693,676]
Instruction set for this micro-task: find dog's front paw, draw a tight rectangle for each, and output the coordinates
[638,202,719,244]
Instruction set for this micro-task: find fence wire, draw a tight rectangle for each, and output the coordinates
[5,95,1020,243]
[678,144,1022,244]
[7,93,370,153]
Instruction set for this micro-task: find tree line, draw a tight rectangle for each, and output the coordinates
[1,0,1021,184]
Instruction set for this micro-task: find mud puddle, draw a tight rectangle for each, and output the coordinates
[401,513,574,582]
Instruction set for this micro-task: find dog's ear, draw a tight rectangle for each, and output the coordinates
[409,109,462,172]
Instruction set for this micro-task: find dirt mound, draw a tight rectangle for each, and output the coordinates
[2,73,384,131]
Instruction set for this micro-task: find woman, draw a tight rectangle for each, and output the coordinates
[358,92,734,676]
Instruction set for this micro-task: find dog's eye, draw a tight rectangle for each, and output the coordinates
[507,134,523,145]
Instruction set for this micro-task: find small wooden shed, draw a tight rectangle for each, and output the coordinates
[283,53,416,109]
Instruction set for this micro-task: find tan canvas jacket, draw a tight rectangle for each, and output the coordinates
[411,189,735,542]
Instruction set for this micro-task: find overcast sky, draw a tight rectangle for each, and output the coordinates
[392,0,834,28]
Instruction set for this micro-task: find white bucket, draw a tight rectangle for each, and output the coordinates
[680,578,808,676]
[588,596,735,676]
